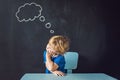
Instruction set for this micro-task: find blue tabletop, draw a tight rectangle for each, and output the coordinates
[21,73,117,80]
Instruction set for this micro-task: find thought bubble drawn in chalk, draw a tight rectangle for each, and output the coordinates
[50,30,54,33]
[16,2,42,22]
[45,22,51,29]
[39,16,45,22]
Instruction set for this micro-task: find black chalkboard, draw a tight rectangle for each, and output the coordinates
[0,0,120,80]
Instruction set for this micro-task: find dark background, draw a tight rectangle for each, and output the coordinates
[0,0,120,80]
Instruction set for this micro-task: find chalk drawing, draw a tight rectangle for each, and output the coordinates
[50,30,54,33]
[45,22,51,29]
[16,2,54,34]
[39,16,45,22]
[16,2,42,22]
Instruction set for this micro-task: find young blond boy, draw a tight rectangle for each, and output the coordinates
[43,35,70,76]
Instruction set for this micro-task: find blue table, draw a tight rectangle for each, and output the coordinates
[21,73,117,80]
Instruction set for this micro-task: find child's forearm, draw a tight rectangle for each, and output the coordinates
[46,54,58,71]
[46,56,54,71]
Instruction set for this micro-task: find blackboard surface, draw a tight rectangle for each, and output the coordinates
[0,0,119,80]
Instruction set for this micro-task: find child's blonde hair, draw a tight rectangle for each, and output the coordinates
[48,35,70,55]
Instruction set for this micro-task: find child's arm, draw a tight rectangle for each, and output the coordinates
[46,52,58,71]
[45,52,65,76]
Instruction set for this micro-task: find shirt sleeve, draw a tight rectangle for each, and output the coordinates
[54,56,65,68]
[43,50,47,63]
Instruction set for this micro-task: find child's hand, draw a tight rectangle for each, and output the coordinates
[47,49,55,55]
[46,51,53,58]
[52,70,65,76]
[46,44,57,56]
